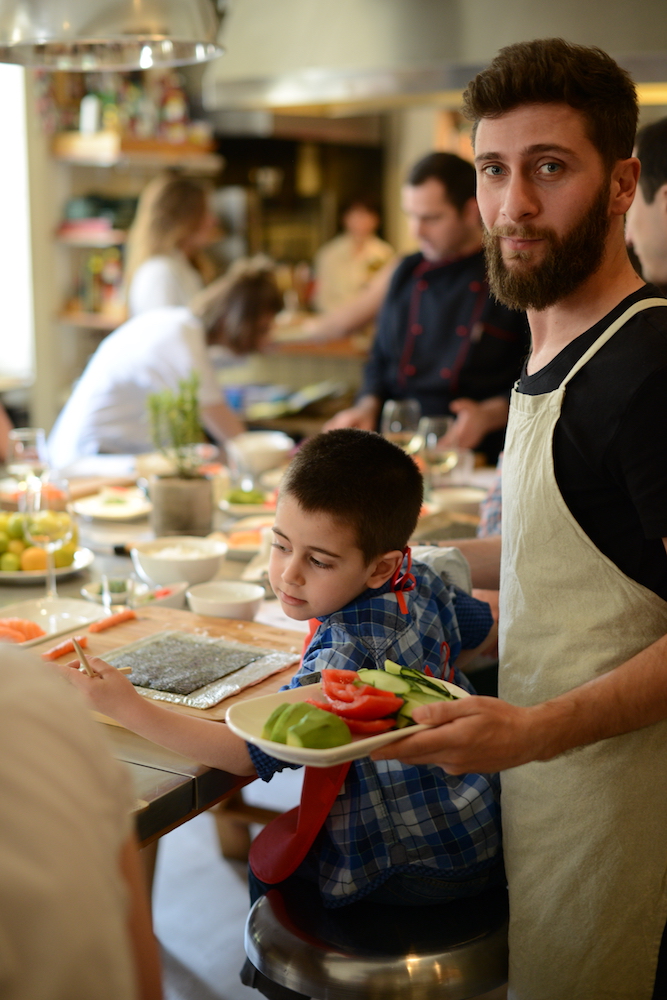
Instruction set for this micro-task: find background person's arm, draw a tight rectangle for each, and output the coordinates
[445,396,510,451]
[201,401,245,443]
[323,393,382,430]
[301,258,397,341]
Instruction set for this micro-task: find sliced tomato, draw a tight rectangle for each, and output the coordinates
[321,668,365,702]
[346,717,396,735]
[305,698,333,712]
[326,691,404,720]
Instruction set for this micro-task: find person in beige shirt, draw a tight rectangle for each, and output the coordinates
[313,196,394,314]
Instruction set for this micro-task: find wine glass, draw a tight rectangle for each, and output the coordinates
[6,428,48,484]
[416,416,459,494]
[20,478,73,603]
[380,400,422,452]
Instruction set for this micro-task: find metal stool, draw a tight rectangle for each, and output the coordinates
[244,877,508,1000]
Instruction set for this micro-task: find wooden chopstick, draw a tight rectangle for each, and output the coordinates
[71,636,132,677]
[72,636,96,677]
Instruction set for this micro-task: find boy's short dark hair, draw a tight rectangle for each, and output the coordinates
[636,117,667,204]
[462,38,638,171]
[406,152,476,213]
[280,429,423,564]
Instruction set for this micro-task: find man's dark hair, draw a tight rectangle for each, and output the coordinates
[280,429,423,564]
[406,152,476,213]
[636,117,667,204]
[462,38,638,170]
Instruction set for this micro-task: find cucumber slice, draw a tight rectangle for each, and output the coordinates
[411,680,455,701]
[384,659,403,675]
[357,668,411,694]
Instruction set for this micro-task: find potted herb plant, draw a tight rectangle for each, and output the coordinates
[147,373,213,536]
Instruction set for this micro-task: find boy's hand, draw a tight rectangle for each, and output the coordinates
[53,656,142,723]
[371,695,543,774]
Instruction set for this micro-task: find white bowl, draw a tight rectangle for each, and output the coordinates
[80,579,189,609]
[226,431,293,476]
[186,581,266,620]
[131,536,228,586]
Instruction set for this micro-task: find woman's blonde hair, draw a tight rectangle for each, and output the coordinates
[190,256,283,355]
[124,173,212,298]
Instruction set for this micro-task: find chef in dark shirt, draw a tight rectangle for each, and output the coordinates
[327,152,528,461]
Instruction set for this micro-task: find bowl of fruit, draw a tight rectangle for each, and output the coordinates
[0,510,93,582]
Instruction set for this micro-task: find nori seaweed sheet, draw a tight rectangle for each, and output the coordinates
[112,634,261,695]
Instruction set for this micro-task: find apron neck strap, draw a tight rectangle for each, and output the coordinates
[390,547,416,615]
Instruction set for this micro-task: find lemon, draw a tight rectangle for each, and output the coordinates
[53,542,76,568]
[21,546,47,572]
[7,513,24,539]
[7,539,25,556]
[0,552,20,572]
[0,532,8,555]
[0,512,11,533]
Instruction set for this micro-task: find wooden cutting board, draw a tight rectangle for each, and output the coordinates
[41,604,303,722]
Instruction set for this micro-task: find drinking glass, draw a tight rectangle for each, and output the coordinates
[416,416,459,493]
[6,427,48,483]
[380,400,422,452]
[21,478,73,602]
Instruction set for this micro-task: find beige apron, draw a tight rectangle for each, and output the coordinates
[500,299,667,1000]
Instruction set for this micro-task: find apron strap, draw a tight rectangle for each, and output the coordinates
[559,298,667,390]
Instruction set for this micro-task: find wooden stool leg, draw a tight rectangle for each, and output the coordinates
[213,790,282,862]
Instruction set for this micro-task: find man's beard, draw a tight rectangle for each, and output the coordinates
[482,181,611,311]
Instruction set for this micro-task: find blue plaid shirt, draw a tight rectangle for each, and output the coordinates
[248,557,501,907]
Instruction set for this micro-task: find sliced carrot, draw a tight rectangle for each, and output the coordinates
[41,635,88,661]
[0,617,46,640]
[0,625,28,643]
[88,608,137,633]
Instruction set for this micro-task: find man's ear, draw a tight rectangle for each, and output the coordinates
[365,550,404,590]
[611,156,641,217]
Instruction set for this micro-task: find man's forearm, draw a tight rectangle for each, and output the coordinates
[452,536,502,589]
[375,628,667,774]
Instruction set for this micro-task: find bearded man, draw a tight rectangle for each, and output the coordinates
[373,38,667,1000]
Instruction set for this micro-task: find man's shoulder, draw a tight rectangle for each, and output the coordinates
[389,251,425,287]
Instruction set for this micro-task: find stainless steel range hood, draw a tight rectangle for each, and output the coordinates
[203,0,667,115]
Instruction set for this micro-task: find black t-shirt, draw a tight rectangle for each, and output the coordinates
[518,285,667,600]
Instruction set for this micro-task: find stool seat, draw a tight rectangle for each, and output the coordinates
[245,878,508,1000]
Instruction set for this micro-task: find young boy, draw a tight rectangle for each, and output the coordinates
[57,429,502,912]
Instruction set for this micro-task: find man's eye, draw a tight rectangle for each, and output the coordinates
[539,162,561,175]
[271,541,289,553]
[482,164,504,176]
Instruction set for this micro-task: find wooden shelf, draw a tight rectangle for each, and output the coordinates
[59,311,125,331]
[52,132,223,174]
[56,229,127,248]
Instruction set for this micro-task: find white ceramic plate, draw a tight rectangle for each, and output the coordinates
[73,488,152,521]
[226,678,469,767]
[0,547,95,585]
[0,596,106,647]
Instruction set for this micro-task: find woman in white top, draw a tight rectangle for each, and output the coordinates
[125,173,218,316]
[48,259,283,470]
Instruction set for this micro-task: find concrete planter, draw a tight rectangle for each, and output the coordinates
[149,475,213,537]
